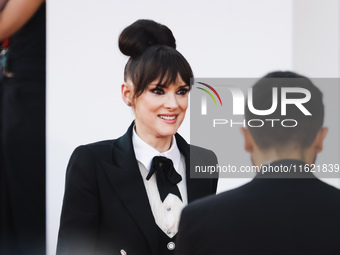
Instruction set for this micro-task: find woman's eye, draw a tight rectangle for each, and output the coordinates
[151,88,164,95]
[177,89,189,95]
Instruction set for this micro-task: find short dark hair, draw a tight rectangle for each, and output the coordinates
[119,19,193,98]
[245,71,324,149]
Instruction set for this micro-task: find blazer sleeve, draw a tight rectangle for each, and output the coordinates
[56,145,100,255]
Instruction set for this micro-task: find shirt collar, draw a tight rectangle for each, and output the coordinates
[132,127,181,172]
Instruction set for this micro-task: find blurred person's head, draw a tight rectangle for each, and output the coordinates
[241,71,328,166]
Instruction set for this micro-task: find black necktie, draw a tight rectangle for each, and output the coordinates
[146,156,182,202]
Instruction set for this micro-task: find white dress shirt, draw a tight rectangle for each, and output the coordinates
[132,128,188,238]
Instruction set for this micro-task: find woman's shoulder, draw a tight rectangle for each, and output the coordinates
[189,144,215,155]
[189,144,218,164]
[69,139,118,164]
[78,139,116,150]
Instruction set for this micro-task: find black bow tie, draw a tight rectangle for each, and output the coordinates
[146,156,182,202]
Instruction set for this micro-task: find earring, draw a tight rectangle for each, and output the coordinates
[127,102,132,106]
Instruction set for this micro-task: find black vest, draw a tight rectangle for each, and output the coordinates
[157,227,177,255]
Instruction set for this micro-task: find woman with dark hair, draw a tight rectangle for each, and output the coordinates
[57,19,218,255]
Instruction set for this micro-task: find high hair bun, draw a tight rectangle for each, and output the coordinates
[119,19,176,58]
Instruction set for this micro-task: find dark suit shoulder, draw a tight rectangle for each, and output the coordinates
[77,139,116,152]
[184,174,340,220]
[313,178,340,193]
[70,139,117,163]
[64,140,119,190]
[190,145,217,165]
[83,139,116,147]
[190,144,216,157]
[183,184,242,213]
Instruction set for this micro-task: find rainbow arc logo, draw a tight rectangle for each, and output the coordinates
[196,82,222,115]
[196,82,223,106]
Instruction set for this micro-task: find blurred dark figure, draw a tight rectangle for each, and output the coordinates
[176,71,340,255]
[0,0,46,254]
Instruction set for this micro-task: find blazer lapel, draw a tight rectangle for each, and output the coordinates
[175,133,201,203]
[101,122,158,255]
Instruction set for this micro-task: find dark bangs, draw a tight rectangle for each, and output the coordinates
[124,45,193,98]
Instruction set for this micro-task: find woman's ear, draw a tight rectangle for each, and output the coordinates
[121,82,133,107]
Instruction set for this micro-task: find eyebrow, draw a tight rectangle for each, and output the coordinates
[178,84,190,88]
[150,83,189,88]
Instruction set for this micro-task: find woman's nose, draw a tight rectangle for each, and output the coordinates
[164,93,179,109]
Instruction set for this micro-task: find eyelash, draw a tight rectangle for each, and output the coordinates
[150,88,164,95]
[177,88,189,95]
[150,88,189,95]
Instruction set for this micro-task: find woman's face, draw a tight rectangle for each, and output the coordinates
[132,75,189,143]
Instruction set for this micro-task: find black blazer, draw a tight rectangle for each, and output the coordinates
[176,160,340,255]
[57,122,218,255]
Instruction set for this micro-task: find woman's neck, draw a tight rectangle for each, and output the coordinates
[135,127,173,153]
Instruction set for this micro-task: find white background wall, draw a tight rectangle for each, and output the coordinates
[47,0,339,254]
